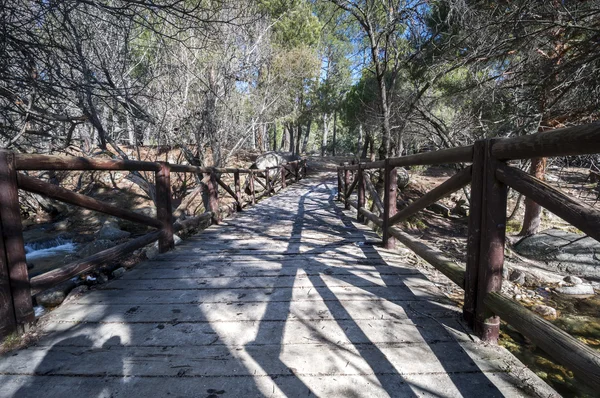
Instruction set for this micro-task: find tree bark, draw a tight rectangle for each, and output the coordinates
[357,124,363,159]
[519,157,546,236]
[302,119,311,153]
[321,113,329,156]
[332,110,337,156]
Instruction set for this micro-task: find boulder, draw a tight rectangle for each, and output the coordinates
[36,279,76,308]
[112,267,126,278]
[563,275,583,285]
[509,270,526,285]
[514,229,600,279]
[555,285,595,296]
[253,151,300,170]
[97,220,131,240]
[427,203,450,217]
[531,304,558,320]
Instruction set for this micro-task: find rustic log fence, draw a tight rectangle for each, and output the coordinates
[338,122,600,390]
[0,154,307,338]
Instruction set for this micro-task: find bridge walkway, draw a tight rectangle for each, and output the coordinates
[0,174,554,397]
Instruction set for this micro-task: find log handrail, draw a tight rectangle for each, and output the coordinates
[337,121,600,391]
[0,151,308,339]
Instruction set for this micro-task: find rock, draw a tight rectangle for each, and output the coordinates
[563,275,583,285]
[427,203,450,217]
[555,285,595,296]
[502,266,510,280]
[514,229,600,279]
[36,280,76,308]
[531,304,557,320]
[96,273,109,284]
[135,207,157,219]
[97,220,130,240]
[253,151,299,170]
[53,220,70,231]
[78,240,115,258]
[63,285,89,304]
[112,267,126,278]
[509,270,526,285]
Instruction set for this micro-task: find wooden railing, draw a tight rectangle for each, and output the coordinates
[0,153,307,337]
[338,123,600,390]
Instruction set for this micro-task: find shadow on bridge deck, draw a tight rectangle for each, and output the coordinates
[0,174,555,397]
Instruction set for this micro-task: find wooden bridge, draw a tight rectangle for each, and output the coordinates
[1,123,600,396]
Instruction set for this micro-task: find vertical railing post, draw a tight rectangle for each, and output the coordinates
[234,170,242,212]
[294,161,299,182]
[301,159,307,179]
[280,165,286,189]
[266,168,272,195]
[249,171,256,205]
[464,140,485,327]
[337,167,343,202]
[206,169,220,224]
[474,139,507,343]
[156,162,174,253]
[343,166,350,210]
[357,164,365,222]
[0,151,34,335]
[382,158,397,249]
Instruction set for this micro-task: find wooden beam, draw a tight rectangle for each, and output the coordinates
[30,230,162,295]
[492,122,600,160]
[0,152,33,330]
[357,165,365,222]
[216,176,239,207]
[485,292,600,391]
[15,154,160,171]
[17,174,163,229]
[382,159,397,249]
[359,207,383,227]
[388,166,472,226]
[496,163,600,243]
[343,168,350,210]
[475,140,507,343]
[464,142,485,327]
[234,171,242,211]
[156,162,174,253]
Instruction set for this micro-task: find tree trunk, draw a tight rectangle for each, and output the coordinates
[288,123,295,154]
[519,157,546,236]
[368,132,376,161]
[357,124,364,159]
[295,123,302,155]
[321,113,329,156]
[332,110,337,156]
[272,122,278,151]
[302,119,311,153]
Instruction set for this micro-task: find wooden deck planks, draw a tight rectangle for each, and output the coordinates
[0,175,557,398]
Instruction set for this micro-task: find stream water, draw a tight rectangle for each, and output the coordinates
[24,238,79,276]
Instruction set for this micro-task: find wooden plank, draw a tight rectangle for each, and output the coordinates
[249,171,256,205]
[388,227,465,287]
[14,154,160,171]
[357,165,365,222]
[496,162,600,243]
[492,122,600,160]
[234,171,242,211]
[0,217,17,338]
[30,230,162,295]
[343,168,350,209]
[156,162,174,253]
[0,152,34,329]
[382,159,397,249]
[475,140,507,343]
[464,142,485,327]
[17,174,163,229]
[485,291,600,391]
[388,166,472,226]
[172,212,212,233]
